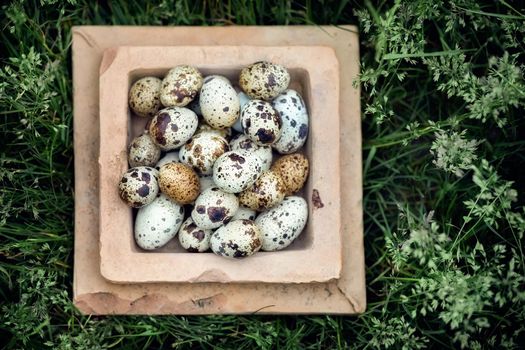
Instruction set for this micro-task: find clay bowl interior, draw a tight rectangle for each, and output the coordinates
[127,67,313,254]
[98,46,341,284]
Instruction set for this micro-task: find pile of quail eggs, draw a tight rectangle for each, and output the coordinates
[118,62,310,259]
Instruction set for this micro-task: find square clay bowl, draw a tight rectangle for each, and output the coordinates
[73,25,364,315]
[98,45,341,284]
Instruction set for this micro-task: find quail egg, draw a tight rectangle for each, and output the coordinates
[213,150,263,193]
[272,89,309,154]
[210,219,262,259]
[158,162,200,204]
[118,166,159,208]
[160,65,203,107]
[135,194,185,250]
[230,134,272,171]
[128,133,161,167]
[239,170,286,211]
[191,187,239,230]
[200,75,240,129]
[240,100,282,146]
[271,153,309,195]
[129,76,162,117]
[178,217,212,252]
[179,132,229,175]
[149,107,198,151]
[256,196,308,251]
[239,61,290,101]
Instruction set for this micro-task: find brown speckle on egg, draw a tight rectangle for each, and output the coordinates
[239,61,290,101]
[240,100,282,146]
[271,153,309,195]
[160,65,203,107]
[128,134,161,167]
[129,77,162,117]
[191,187,238,229]
[159,162,200,204]
[118,166,160,208]
[210,220,262,259]
[179,132,229,175]
[149,107,198,151]
[178,217,212,252]
[239,170,286,211]
[199,75,240,129]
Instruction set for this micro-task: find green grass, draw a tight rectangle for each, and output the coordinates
[1,0,524,349]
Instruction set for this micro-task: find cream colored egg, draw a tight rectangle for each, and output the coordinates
[213,150,263,193]
[149,107,198,151]
[271,89,309,154]
[240,100,282,146]
[200,75,240,129]
[239,61,290,101]
[179,132,229,175]
[230,134,272,171]
[135,194,185,250]
[128,134,161,167]
[178,217,212,252]
[239,170,286,211]
[191,187,239,230]
[118,166,159,208]
[210,219,262,259]
[160,65,203,107]
[256,196,308,251]
[129,77,162,117]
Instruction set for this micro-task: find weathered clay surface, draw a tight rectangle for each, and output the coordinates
[73,25,364,314]
[98,45,341,284]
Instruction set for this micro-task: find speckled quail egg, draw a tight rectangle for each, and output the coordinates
[199,174,215,192]
[232,91,251,132]
[160,65,203,107]
[118,166,159,208]
[271,153,309,195]
[128,133,161,167]
[239,61,290,101]
[230,134,272,171]
[213,150,263,193]
[159,162,200,204]
[210,219,262,259]
[199,75,240,129]
[129,76,162,117]
[231,206,257,221]
[155,151,179,170]
[196,122,232,140]
[256,196,308,251]
[191,187,239,230]
[239,170,286,211]
[134,194,185,250]
[149,107,198,151]
[240,100,282,146]
[272,89,309,154]
[178,217,212,252]
[179,132,229,175]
